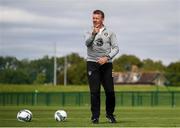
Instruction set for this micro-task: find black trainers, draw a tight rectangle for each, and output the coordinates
[106,114,117,123]
[91,117,99,124]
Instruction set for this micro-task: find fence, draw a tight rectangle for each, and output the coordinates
[0,91,180,107]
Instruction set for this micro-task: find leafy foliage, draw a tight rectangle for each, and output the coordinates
[0,54,179,85]
[113,54,142,71]
[165,61,180,86]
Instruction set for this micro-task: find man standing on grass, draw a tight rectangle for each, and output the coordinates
[85,10,119,124]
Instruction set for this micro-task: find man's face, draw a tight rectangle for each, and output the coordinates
[92,14,104,28]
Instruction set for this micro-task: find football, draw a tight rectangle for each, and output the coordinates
[17,109,32,122]
[54,110,67,122]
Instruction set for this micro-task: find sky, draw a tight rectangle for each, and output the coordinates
[0,0,179,65]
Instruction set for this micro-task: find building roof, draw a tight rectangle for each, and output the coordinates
[113,72,165,85]
[138,72,159,83]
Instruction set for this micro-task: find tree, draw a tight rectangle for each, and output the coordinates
[0,56,31,84]
[0,56,19,70]
[165,61,180,86]
[142,59,165,72]
[33,73,46,84]
[113,54,142,72]
[57,53,87,85]
[1,53,178,86]
[0,69,30,84]
[30,56,54,84]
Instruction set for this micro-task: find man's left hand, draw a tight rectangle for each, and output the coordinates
[97,56,109,65]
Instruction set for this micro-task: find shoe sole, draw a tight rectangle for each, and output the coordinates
[106,117,116,123]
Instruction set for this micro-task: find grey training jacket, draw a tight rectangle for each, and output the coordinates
[85,26,119,62]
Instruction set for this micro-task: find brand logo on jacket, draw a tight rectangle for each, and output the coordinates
[104,32,108,37]
[96,38,103,47]
[88,71,92,76]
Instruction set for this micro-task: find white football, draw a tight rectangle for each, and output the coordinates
[54,110,67,122]
[17,109,32,122]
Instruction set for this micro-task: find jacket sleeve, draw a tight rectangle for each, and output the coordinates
[85,31,96,47]
[108,32,119,59]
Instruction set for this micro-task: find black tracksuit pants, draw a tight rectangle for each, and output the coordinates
[87,61,115,118]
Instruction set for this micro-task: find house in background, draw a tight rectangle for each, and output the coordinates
[113,65,167,86]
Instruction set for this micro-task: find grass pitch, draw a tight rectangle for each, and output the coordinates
[1,84,180,92]
[0,106,180,127]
